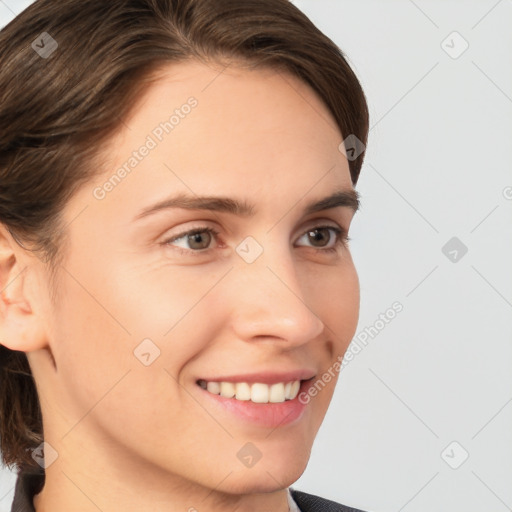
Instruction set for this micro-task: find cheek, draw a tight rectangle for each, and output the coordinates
[308,259,360,341]
[49,271,194,458]
[49,278,134,423]
[49,259,224,416]
[336,268,360,343]
[309,261,359,398]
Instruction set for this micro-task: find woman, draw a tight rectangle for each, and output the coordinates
[0,0,369,511]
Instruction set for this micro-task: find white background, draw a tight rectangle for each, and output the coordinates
[1,1,511,511]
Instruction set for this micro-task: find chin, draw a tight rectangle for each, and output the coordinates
[220,456,310,495]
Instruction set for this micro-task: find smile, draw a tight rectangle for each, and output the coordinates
[197,379,301,404]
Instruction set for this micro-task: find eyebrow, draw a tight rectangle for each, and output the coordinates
[133,188,360,221]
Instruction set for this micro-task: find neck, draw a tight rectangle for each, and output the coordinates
[33,470,291,512]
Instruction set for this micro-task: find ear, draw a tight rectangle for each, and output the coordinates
[0,223,48,353]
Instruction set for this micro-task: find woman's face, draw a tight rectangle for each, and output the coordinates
[32,60,360,495]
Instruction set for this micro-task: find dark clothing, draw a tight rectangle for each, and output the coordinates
[290,488,367,512]
[10,469,44,512]
[10,468,367,512]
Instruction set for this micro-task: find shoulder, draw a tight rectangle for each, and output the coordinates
[289,487,369,512]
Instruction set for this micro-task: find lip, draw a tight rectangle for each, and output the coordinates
[195,369,317,385]
[195,376,316,428]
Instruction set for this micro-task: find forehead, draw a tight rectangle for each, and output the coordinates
[109,58,344,165]
[68,59,352,226]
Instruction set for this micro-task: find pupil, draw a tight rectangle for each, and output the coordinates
[190,232,210,249]
[310,228,327,246]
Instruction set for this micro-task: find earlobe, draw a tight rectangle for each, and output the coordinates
[0,224,48,353]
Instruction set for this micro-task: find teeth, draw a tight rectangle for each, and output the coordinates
[269,383,285,403]
[199,379,302,403]
[251,383,269,403]
[235,382,251,401]
[289,380,300,399]
[220,382,236,398]
[206,381,220,394]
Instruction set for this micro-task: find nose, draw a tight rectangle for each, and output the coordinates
[227,246,326,348]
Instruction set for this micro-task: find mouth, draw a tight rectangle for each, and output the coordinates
[195,376,316,428]
[196,378,307,404]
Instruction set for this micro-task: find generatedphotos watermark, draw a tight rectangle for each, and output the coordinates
[298,301,403,404]
[92,97,198,200]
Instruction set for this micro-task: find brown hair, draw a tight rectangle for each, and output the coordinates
[0,0,369,472]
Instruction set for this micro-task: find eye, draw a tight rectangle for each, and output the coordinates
[164,227,221,255]
[163,224,350,256]
[296,225,350,254]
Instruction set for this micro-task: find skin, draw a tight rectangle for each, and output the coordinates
[0,59,360,512]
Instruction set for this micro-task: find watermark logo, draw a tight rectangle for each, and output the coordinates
[31,32,58,59]
[441,31,469,59]
[441,441,469,469]
[133,338,161,366]
[236,236,264,264]
[442,236,468,263]
[237,442,262,468]
[30,441,59,469]
[339,134,365,161]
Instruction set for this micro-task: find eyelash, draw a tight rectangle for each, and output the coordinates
[163,224,351,257]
